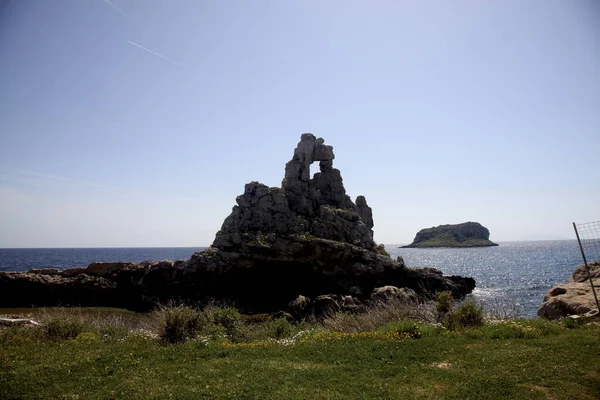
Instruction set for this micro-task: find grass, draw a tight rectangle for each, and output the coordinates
[1,307,599,399]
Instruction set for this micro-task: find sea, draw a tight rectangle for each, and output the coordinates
[390,240,582,318]
[0,240,584,318]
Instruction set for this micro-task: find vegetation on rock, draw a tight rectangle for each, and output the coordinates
[403,221,499,248]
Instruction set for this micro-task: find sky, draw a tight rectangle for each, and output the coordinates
[0,0,599,248]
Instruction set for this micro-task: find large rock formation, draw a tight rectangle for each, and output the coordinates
[538,260,600,319]
[402,222,499,248]
[0,134,475,313]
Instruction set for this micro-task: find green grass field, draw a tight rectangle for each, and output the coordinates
[1,314,599,400]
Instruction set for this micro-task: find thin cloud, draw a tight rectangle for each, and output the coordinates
[101,0,148,32]
[1,168,157,198]
[0,168,202,202]
[127,40,221,84]
[127,40,185,68]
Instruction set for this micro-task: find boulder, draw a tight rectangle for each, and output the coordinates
[538,260,600,319]
[571,260,600,283]
[313,294,341,316]
[371,286,418,303]
[287,295,312,319]
[272,311,294,321]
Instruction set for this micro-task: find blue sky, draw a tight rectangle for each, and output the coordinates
[1,0,599,247]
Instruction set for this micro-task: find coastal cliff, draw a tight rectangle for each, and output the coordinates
[403,222,498,248]
[0,134,475,313]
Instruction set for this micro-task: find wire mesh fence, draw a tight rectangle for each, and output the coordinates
[574,220,600,262]
[573,220,600,314]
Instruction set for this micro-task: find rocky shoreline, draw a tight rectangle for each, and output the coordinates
[0,134,475,315]
[538,259,600,319]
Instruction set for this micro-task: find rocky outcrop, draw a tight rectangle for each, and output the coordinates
[538,260,600,319]
[0,260,184,310]
[371,286,418,304]
[286,285,421,319]
[0,134,476,313]
[403,222,498,248]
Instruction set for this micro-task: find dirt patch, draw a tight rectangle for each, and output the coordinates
[266,360,334,370]
[430,361,452,369]
[521,385,557,400]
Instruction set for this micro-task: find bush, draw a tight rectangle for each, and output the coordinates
[44,318,87,341]
[204,305,244,341]
[75,332,100,343]
[99,325,130,341]
[376,244,390,257]
[561,316,586,330]
[444,300,484,331]
[435,291,453,316]
[481,297,523,320]
[207,306,241,331]
[155,305,207,344]
[270,317,294,339]
[390,320,422,339]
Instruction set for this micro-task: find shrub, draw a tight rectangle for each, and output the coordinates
[155,305,207,344]
[204,305,244,341]
[207,306,241,330]
[481,297,523,320]
[390,320,422,339]
[444,300,484,331]
[200,323,228,340]
[75,332,100,343]
[270,317,294,339]
[44,317,87,341]
[435,291,453,316]
[0,326,41,343]
[376,244,390,257]
[99,325,130,340]
[561,316,585,330]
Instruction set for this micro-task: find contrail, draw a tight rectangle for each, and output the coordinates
[101,0,148,31]
[127,40,185,68]
[127,40,221,84]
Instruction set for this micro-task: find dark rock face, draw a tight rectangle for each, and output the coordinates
[403,222,499,248]
[0,134,476,312]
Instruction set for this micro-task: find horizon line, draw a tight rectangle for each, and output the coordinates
[0,239,577,250]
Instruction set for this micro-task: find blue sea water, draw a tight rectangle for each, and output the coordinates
[0,241,583,318]
[389,240,582,318]
[0,247,206,272]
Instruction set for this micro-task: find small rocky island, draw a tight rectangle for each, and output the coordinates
[0,134,475,315]
[402,222,498,248]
